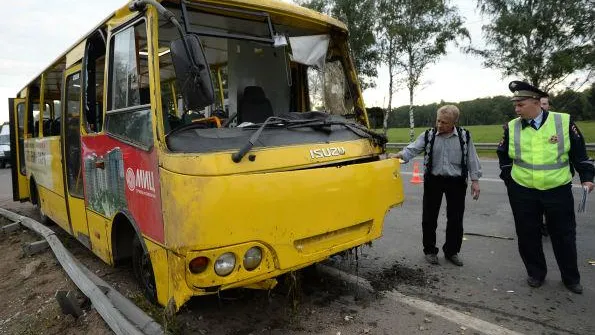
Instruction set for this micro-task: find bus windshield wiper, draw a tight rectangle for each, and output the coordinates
[231,116,287,163]
[231,114,387,163]
[286,117,388,146]
[231,116,327,162]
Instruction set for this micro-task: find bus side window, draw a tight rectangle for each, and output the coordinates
[17,103,26,175]
[84,31,106,133]
[27,85,40,138]
[32,105,41,139]
[65,72,84,197]
[108,22,150,110]
[105,20,153,148]
[51,100,62,136]
[41,66,64,137]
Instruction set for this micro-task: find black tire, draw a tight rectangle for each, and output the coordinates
[30,181,51,225]
[132,235,158,304]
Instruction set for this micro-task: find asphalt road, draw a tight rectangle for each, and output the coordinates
[1,161,594,335]
[332,158,595,335]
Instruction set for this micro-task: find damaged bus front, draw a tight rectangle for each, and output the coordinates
[127,0,404,309]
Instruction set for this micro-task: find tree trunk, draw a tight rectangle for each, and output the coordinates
[408,86,415,143]
[383,39,394,136]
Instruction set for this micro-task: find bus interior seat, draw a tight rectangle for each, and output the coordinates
[33,121,40,137]
[238,86,273,124]
[42,119,52,136]
[49,113,61,135]
[139,87,150,105]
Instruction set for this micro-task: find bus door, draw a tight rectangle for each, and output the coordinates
[8,97,29,201]
[62,65,91,247]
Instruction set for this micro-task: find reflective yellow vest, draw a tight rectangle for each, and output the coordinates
[508,112,572,190]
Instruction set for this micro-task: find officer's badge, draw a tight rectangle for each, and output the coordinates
[549,135,559,144]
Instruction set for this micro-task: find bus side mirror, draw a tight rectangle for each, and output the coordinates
[170,34,215,111]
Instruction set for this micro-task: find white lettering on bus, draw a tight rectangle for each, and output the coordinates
[126,168,156,195]
[135,169,155,192]
[309,147,346,159]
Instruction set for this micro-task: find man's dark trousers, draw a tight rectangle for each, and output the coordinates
[422,175,467,256]
[507,180,580,285]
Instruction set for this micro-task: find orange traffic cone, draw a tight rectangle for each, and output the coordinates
[410,161,423,184]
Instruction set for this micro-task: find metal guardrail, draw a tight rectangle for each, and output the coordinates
[387,143,595,150]
[0,208,164,335]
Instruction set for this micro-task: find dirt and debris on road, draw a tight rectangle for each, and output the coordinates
[0,217,111,335]
[1,210,466,335]
[367,262,440,292]
[1,210,453,335]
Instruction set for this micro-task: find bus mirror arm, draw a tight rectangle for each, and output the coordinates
[130,0,215,111]
[129,0,195,69]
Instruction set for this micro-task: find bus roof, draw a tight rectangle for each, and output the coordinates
[16,0,347,96]
[215,0,348,31]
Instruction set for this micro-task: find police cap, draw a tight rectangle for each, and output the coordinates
[509,81,548,101]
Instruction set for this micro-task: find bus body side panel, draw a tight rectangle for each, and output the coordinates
[8,98,29,201]
[85,209,114,264]
[25,137,69,230]
[80,134,164,243]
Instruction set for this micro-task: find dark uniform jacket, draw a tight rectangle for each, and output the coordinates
[497,110,594,186]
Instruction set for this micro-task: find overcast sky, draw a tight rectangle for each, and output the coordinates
[0,0,518,123]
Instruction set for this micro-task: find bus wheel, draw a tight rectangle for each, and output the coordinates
[132,235,158,304]
[31,181,50,225]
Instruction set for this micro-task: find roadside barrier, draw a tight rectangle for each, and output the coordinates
[387,143,595,151]
[0,208,163,335]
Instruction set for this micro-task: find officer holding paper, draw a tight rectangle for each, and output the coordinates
[497,81,594,294]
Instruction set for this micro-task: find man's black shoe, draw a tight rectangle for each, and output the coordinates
[445,254,463,266]
[527,277,543,288]
[564,283,583,294]
[425,254,439,265]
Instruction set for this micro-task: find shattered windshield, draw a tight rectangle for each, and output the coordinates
[157,2,362,153]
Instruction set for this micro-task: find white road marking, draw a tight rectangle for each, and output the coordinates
[317,264,525,335]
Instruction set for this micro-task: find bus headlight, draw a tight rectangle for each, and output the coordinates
[243,247,262,271]
[214,252,236,276]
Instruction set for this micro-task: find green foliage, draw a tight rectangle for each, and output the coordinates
[472,0,595,90]
[375,0,469,139]
[382,121,595,143]
[377,0,469,93]
[296,0,380,89]
[374,85,595,129]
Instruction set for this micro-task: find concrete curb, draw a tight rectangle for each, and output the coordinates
[0,208,164,335]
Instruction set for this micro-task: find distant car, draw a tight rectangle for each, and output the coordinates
[0,122,10,168]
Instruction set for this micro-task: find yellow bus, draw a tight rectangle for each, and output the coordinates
[8,0,404,311]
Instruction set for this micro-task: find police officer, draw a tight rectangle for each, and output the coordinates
[497,81,594,294]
